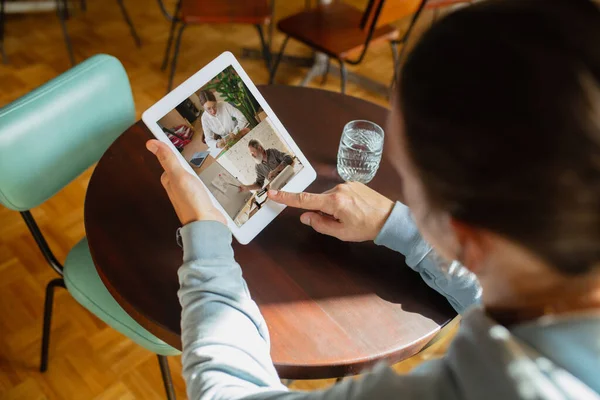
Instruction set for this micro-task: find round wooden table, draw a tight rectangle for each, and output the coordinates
[85,85,455,380]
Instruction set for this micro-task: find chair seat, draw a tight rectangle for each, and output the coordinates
[277,2,399,60]
[181,1,270,25]
[63,238,180,356]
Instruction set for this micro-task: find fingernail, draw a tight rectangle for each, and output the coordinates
[300,214,310,226]
[147,142,158,154]
[268,190,278,196]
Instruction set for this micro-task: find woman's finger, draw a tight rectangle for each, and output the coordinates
[268,190,332,213]
[300,212,344,239]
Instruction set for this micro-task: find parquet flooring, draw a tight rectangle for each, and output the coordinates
[0,1,454,399]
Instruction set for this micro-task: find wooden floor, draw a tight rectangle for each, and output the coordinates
[0,1,454,399]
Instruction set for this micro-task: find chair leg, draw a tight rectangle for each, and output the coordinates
[40,278,66,373]
[0,42,5,64]
[255,24,272,71]
[157,355,176,400]
[56,0,75,66]
[116,0,141,47]
[320,56,331,86]
[80,0,86,11]
[338,59,347,94]
[0,0,7,64]
[389,41,400,91]
[269,35,290,84]
[267,0,274,50]
[167,23,187,93]
[388,0,427,91]
[161,0,182,71]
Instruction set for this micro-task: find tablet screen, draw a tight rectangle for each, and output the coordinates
[156,66,305,227]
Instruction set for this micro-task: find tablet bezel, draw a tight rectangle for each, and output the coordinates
[142,52,317,244]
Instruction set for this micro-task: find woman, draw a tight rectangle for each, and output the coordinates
[146,0,600,399]
[198,90,251,157]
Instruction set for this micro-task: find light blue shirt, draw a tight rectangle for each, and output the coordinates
[178,202,600,399]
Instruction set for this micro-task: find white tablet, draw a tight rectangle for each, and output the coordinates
[142,52,316,244]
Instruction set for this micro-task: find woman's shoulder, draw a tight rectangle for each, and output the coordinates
[220,101,234,111]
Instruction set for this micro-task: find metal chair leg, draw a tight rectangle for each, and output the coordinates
[157,355,176,400]
[0,42,5,64]
[0,4,8,64]
[339,59,347,94]
[389,41,400,91]
[56,0,75,66]
[116,0,141,47]
[40,278,66,373]
[161,0,182,71]
[395,0,427,70]
[167,23,187,93]
[320,56,331,85]
[255,24,272,71]
[269,35,290,84]
[80,0,87,11]
[388,0,427,92]
[0,0,6,64]
[267,0,274,50]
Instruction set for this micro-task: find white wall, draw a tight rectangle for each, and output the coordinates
[218,118,294,185]
[198,162,252,220]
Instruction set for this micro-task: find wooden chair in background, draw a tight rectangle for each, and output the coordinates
[270,0,411,94]
[157,0,273,93]
[270,0,475,95]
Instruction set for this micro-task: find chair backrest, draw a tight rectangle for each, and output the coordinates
[0,54,135,211]
[361,0,424,30]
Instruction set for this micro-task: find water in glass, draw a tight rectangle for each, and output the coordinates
[337,120,384,183]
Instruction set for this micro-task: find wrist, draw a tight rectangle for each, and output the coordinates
[371,200,396,241]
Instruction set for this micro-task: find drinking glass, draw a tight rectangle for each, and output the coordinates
[337,120,384,183]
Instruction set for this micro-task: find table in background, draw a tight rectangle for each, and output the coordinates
[84,85,456,380]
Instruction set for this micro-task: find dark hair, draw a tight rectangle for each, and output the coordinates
[248,139,263,150]
[399,0,600,275]
[198,90,216,105]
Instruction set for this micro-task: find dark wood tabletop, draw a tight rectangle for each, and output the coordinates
[84,85,455,380]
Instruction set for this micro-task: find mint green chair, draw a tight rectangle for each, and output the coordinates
[0,55,180,399]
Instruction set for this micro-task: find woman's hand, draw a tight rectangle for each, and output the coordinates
[146,140,227,226]
[268,182,395,242]
[216,139,226,149]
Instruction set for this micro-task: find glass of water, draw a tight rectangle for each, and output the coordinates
[337,120,384,183]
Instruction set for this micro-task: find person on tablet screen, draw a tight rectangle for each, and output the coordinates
[199,90,251,157]
[239,139,293,192]
[145,1,600,399]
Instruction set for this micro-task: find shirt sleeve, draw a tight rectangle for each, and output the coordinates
[374,202,481,314]
[255,165,266,187]
[202,114,219,151]
[178,221,461,400]
[271,149,293,166]
[225,102,250,129]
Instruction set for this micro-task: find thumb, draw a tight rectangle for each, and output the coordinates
[300,212,343,239]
